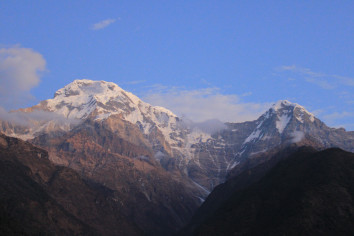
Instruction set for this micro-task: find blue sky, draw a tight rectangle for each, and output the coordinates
[0,1,353,129]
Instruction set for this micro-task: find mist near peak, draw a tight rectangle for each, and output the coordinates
[0,107,81,127]
[178,117,227,135]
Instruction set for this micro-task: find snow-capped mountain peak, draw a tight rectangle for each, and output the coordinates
[43,79,177,121]
[242,100,317,147]
[11,79,185,145]
[271,100,295,111]
[271,100,315,121]
[43,80,214,161]
[47,79,147,119]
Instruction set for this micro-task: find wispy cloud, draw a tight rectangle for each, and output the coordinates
[276,65,354,130]
[120,80,146,85]
[0,46,46,108]
[240,92,252,97]
[304,77,335,90]
[323,111,354,121]
[0,107,80,127]
[91,18,117,30]
[278,65,354,89]
[320,111,354,131]
[143,87,271,123]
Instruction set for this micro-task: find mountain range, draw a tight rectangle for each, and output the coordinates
[1,79,354,235]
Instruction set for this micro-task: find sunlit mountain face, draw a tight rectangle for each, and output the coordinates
[1,80,353,235]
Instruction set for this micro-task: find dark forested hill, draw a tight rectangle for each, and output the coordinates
[183,147,354,235]
[0,133,142,235]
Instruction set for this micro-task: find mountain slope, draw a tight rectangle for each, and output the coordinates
[31,119,202,235]
[0,133,143,235]
[205,100,354,181]
[1,81,353,191]
[1,80,354,193]
[184,148,354,235]
[1,80,354,234]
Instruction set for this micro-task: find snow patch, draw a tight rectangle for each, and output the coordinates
[272,100,294,112]
[228,160,239,170]
[262,135,271,141]
[276,114,291,134]
[243,129,262,144]
[191,180,210,195]
[249,148,268,156]
[294,105,315,122]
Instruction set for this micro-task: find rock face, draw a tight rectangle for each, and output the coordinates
[1,80,354,234]
[2,80,353,190]
[216,100,354,179]
[0,133,142,235]
[234,100,354,158]
[183,147,354,235]
[31,120,202,235]
[183,100,354,189]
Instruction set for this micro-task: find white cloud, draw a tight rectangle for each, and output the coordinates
[304,77,335,90]
[320,111,354,131]
[0,46,46,108]
[323,111,354,121]
[240,92,252,97]
[121,80,146,85]
[290,131,304,143]
[278,65,354,89]
[0,107,80,127]
[91,18,117,30]
[143,87,271,123]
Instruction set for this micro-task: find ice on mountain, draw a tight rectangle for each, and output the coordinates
[228,160,240,171]
[276,114,291,134]
[256,120,264,129]
[308,113,315,122]
[294,105,315,122]
[249,148,268,156]
[243,129,261,144]
[272,100,294,112]
[295,112,304,123]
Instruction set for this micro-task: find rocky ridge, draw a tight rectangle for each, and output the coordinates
[1,80,354,192]
[1,80,354,235]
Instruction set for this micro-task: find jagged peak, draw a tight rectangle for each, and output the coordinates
[44,79,179,123]
[153,106,176,117]
[51,79,153,109]
[54,79,123,98]
[270,100,315,120]
[253,100,316,135]
[271,100,296,111]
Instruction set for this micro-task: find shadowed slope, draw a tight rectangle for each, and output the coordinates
[184,148,354,235]
[0,133,142,235]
